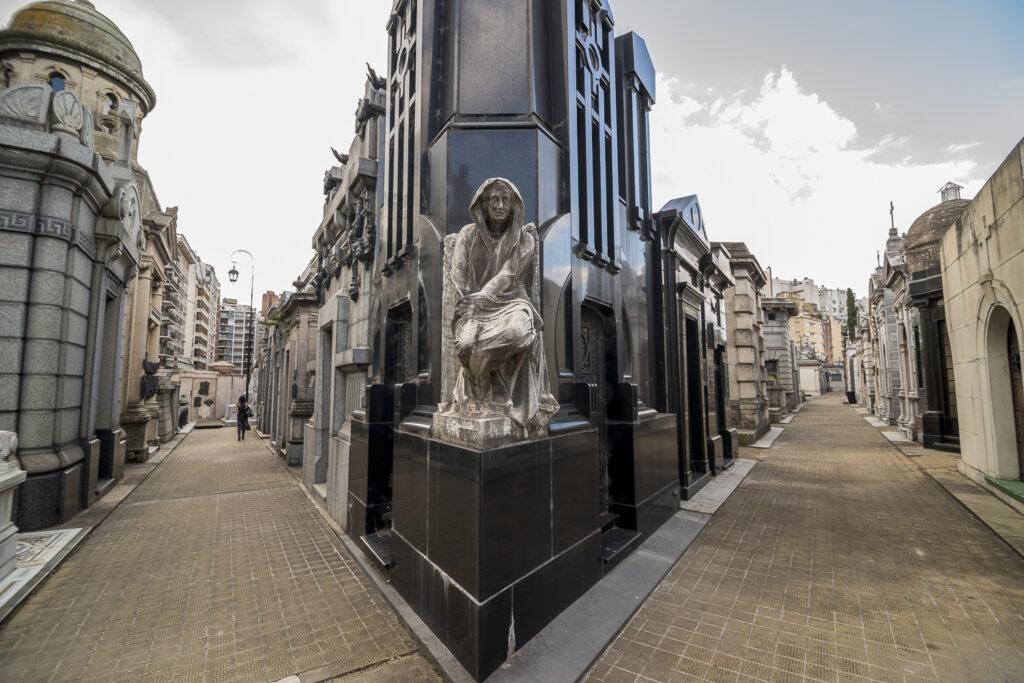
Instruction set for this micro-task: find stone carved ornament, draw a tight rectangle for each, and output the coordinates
[0,85,93,147]
[437,178,558,440]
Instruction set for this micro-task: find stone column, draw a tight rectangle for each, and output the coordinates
[122,264,155,461]
[0,432,27,581]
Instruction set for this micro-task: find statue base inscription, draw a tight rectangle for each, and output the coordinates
[431,414,513,450]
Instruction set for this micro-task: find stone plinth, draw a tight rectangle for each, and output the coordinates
[431,414,514,450]
[0,432,26,580]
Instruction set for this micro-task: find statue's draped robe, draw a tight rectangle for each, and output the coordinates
[440,179,558,436]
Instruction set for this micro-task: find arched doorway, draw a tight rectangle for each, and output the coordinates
[986,306,1024,479]
[1009,325,1024,480]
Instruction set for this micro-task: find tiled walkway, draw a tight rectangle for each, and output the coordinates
[0,429,433,682]
[4,396,1024,682]
[586,394,1024,682]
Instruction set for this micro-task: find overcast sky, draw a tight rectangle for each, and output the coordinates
[3,0,1021,301]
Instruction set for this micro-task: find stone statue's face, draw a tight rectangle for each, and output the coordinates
[486,186,512,229]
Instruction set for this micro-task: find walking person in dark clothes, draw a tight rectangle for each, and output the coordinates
[236,395,253,441]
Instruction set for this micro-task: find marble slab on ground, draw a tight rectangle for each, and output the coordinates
[679,458,757,514]
[882,430,912,442]
[780,415,795,424]
[750,426,784,449]
[864,416,889,428]
[854,407,870,415]
[0,527,88,622]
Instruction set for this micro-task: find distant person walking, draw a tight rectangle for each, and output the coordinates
[236,395,253,441]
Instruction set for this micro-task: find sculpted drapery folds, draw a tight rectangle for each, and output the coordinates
[439,178,558,438]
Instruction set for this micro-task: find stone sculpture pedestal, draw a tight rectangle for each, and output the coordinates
[431,414,514,450]
[388,416,600,680]
[0,433,26,581]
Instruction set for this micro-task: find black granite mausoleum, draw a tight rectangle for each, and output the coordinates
[343,1,735,678]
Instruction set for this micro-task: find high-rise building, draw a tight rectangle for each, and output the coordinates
[194,263,219,370]
[217,299,255,376]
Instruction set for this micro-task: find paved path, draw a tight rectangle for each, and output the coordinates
[5,395,1024,682]
[0,428,439,682]
[586,394,1024,682]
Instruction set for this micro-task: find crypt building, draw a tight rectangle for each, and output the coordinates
[0,0,171,528]
[298,2,742,676]
[714,241,770,444]
[940,139,1024,505]
[301,68,385,527]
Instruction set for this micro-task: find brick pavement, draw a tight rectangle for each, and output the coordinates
[586,394,1024,682]
[0,428,437,683]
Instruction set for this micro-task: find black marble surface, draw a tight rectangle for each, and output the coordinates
[14,464,82,531]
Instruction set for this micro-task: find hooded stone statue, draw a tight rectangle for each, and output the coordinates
[438,178,558,438]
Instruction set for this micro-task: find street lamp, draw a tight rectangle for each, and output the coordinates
[228,249,255,401]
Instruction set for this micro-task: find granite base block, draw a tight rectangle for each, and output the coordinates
[386,426,602,680]
[14,462,83,531]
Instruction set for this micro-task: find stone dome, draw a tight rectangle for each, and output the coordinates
[903,198,969,252]
[0,0,155,111]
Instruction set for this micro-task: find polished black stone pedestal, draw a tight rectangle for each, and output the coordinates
[346,385,395,543]
[14,462,83,531]
[922,411,961,453]
[608,408,679,537]
[388,421,601,680]
[706,433,725,474]
[719,427,738,470]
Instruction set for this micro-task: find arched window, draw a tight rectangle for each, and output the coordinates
[102,92,118,115]
[48,72,65,91]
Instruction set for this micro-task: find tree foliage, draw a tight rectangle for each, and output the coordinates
[846,288,857,338]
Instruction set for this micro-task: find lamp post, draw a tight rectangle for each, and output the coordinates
[228,250,255,400]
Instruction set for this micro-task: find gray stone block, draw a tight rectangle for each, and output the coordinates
[16,410,56,452]
[0,302,26,336]
[68,279,90,312]
[0,375,18,411]
[0,340,22,373]
[38,185,73,220]
[66,311,88,346]
[58,408,81,443]
[32,237,69,272]
[0,233,32,267]
[0,413,14,433]
[0,267,29,303]
[0,174,39,212]
[22,339,60,373]
[19,375,56,411]
[29,269,67,307]
[24,304,62,340]
[60,377,84,409]
[70,249,92,283]
[63,344,85,377]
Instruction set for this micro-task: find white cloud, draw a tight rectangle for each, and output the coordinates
[649,68,982,297]
[946,141,982,154]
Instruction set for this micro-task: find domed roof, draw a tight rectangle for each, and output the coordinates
[903,198,969,252]
[0,0,155,111]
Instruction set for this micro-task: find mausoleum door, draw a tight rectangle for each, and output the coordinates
[938,321,959,440]
[1008,325,1024,480]
[683,313,708,478]
[579,305,614,516]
